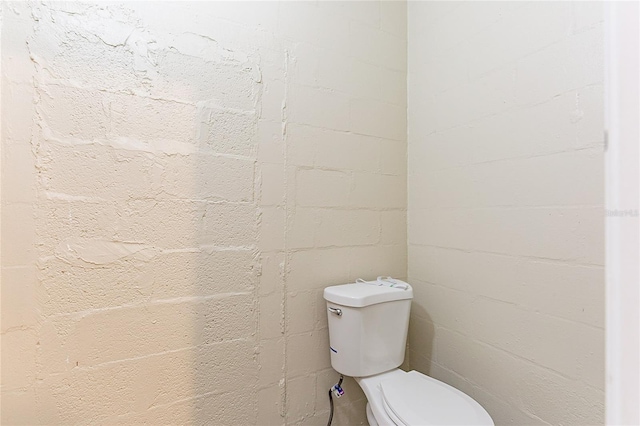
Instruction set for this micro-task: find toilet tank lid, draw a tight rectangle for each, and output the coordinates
[324,280,413,307]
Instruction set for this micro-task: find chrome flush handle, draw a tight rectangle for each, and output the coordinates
[328,307,342,316]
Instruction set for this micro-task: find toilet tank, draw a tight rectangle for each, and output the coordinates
[324,280,413,377]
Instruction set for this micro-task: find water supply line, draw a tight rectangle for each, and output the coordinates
[327,374,344,426]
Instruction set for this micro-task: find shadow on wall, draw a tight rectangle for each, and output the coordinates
[408,302,435,375]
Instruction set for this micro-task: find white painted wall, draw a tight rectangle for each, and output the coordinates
[2,1,612,424]
[0,2,406,424]
[407,2,605,424]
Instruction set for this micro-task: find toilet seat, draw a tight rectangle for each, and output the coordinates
[379,371,493,425]
[356,370,494,426]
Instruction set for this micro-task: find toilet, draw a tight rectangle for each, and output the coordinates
[324,278,494,426]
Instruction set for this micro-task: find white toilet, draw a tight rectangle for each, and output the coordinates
[324,278,494,426]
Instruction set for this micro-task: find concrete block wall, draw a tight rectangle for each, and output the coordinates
[0,1,406,424]
[407,2,605,425]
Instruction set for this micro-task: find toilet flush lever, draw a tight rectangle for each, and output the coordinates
[328,307,342,316]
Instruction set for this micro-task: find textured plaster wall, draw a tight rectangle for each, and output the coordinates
[407,2,605,425]
[0,1,407,424]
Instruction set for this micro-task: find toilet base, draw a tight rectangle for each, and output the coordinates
[366,403,378,426]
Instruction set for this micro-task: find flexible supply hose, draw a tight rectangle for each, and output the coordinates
[327,374,344,426]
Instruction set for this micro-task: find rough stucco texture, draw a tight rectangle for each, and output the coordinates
[0,1,407,424]
[407,2,604,425]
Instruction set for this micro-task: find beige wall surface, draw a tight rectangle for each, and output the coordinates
[0,1,407,424]
[407,2,605,425]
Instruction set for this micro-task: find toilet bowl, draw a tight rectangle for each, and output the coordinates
[324,279,494,426]
[356,369,493,426]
